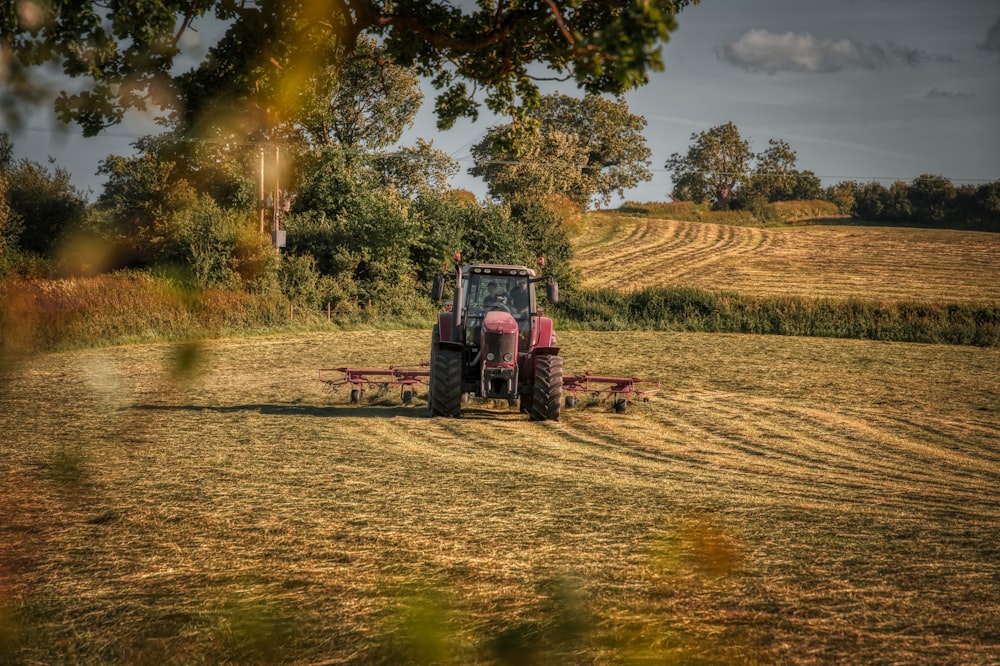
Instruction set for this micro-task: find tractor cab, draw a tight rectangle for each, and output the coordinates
[459,267,536,347]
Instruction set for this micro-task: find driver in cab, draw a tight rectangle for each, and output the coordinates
[482,281,505,308]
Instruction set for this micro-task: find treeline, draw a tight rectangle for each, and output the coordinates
[664,123,999,231]
[827,176,1000,231]
[0,132,574,319]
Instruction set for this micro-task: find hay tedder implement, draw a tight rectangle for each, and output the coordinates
[318,366,659,414]
[319,257,659,419]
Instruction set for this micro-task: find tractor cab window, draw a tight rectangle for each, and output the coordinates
[462,273,534,346]
[464,274,532,318]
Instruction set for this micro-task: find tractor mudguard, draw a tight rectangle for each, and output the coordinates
[437,312,454,344]
[531,316,559,355]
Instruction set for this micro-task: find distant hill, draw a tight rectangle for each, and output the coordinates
[571,208,1000,304]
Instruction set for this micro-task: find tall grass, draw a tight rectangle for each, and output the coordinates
[555,286,1000,346]
[0,272,440,356]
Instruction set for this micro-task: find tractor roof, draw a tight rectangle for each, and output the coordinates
[462,264,536,278]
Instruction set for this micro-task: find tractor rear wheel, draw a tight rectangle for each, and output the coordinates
[429,326,463,417]
[529,354,563,421]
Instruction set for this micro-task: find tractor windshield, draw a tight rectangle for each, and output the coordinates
[461,270,534,346]
[464,274,532,319]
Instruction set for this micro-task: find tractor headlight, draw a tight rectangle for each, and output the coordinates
[486,352,495,361]
[503,352,513,362]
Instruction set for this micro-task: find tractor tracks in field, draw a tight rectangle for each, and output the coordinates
[572,216,1000,302]
[544,392,1000,516]
[574,219,771,291]
[314,372,998,522]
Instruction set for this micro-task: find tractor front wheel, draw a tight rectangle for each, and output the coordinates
[529,354,563,421]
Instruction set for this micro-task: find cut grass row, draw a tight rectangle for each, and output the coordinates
[572,215,1000,303]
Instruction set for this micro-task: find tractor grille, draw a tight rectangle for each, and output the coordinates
[483,331,517,366]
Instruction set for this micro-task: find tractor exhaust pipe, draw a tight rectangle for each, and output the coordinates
[452,256,463,335]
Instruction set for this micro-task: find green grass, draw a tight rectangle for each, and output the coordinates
[555,286,1000,346]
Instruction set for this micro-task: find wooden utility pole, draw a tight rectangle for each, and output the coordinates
[259,148,266,234]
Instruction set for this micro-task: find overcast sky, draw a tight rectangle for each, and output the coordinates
[8,0,1000,206]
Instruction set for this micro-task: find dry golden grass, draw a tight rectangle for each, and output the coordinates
[2,330,998,663]
[572,214,1000,303]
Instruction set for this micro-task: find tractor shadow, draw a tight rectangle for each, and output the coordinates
[130,403,432,419]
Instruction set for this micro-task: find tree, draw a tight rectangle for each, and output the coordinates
[665,122,751,209]
[470,93,652,209]
[853,181,888,221]
[748,138,799,202]
[369,139,459,199]
[883,181,912,221]
[827,181,858,215]
[4,156,87,257]
[0,133,20,256]
[1,1,697,138]
[96,152,199,265]
[908,174,955,225]
[667,123,822,209]
[294,37,422,152]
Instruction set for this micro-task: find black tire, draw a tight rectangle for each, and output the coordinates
[350,388,361,403]
[529,354,563,421]
[427,325,439,415]
[429,325,463,417]
[401,389,413,405]
[614,398,627,414]
[565,395,578,408]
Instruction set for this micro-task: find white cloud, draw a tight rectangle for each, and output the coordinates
[719,28,955,74]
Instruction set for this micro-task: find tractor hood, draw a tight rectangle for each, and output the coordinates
[482,310,518,335]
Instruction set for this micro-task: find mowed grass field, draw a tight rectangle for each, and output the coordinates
[572,214,1000,303]
[2,328,999,664]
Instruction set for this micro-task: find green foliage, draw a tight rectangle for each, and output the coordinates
[174,197,271,288]
[509,198,577,289]
[294,37,423,151]
[369,139,459,199]
[3,1,696,137]
[96,152,199,265]
[3,155,87,257]
[284,186,420,306]
[667,123,823,210]
[555,286,1000,346]
[457,201,532,267]
[470,94,653,209]
[666,122,751,210]
[832,177,1000,231]
[129,134,258,211]
[410,192,475,283]
[908,174,955,225]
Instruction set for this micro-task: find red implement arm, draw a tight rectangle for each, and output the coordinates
[319,364,429,403]
[563,373,660,412]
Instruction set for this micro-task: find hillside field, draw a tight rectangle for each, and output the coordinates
[2,329,998,664]
[572,215,1000,303]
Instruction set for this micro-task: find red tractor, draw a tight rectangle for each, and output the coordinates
[428,260,562,420]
